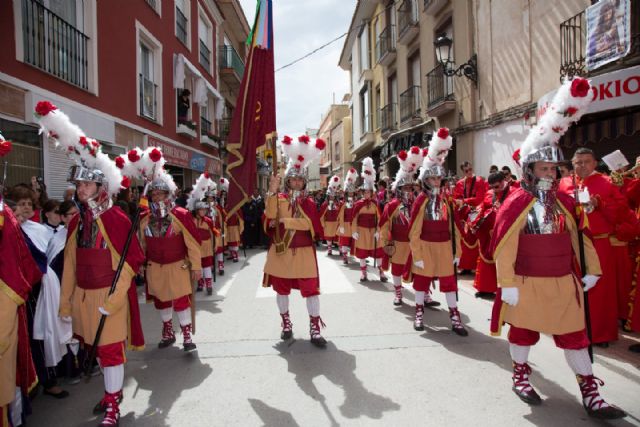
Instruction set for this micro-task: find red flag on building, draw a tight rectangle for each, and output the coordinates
[225,0,276,217]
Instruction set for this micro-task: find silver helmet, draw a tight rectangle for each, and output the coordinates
[149,177,172,193]
[195,200,209,210]
[67,164,105,185]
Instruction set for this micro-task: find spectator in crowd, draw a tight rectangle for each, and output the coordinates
[41,199,62,236]
[376,179,388,209]
[10,185,69,400]
[558,160,573,178]
[242,188,265,248]
[63,185,75,202]
[175,186,190,208]
[30,177,48,222]
[177,89,191,123]
[489,165,499,174]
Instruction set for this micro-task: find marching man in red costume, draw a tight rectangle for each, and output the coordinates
[408,128,467,335]
[471,171,516,298]
[453,161,487,274]
[137,160,202,353]
[338,168,358,265]
[37,102,146,427]
[262,135,327,347]
[0,136,43,427]
[320,175,342,256]
[220,178,244,263]
[380,146,432,306]
[189,174,218,295]
[351,158,386,283]
[206,188,226,276]
[490,78,625,419]
[558,148,628,347]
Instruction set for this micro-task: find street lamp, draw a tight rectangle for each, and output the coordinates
[434,33,477,84]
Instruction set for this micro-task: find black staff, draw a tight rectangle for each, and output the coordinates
[449,200,459,302]
[573,177,594,363]
[84,205,142,378]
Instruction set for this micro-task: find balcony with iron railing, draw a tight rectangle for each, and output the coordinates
[219,46,244,86]
[22,0,89,90]
[176,6,188,45]
[139,73,157,121]
[200,116,219,147]
[560,2,640,80]
[375,26,396,66]
[425,63,455,117]
[398,0,419,45]
[218,117,232,139]
[399,86,421,123]
[199,40,211,72]
[379,103,397,135]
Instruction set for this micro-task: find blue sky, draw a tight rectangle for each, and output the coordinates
[238,0,352,138]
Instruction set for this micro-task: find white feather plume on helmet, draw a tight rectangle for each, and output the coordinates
[218,177,229,193]
[392,146,426,191]
[418,128,452,181]
[517,77,592,167]
[343,167,358,192]
[281,135,326,182]
[327,175,341,195]
[187,172,215,211]
[361,157,376,191]
[35,101,125,197]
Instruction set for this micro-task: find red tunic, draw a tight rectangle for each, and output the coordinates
[472,185,516,293]
[559,173,627,343]
[453,176,487,270]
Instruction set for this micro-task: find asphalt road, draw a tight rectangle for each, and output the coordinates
[29,246,640,426]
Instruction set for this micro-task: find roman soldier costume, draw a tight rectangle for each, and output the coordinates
[351,157,386,282]
[138,167,202,353]
[0,137,43,427]
[320,175,342,256]
[207,190,226,276]
[490,78,625,419]
[188,173,219,295]
[338,168,358,265]
[37,102,146,427]
[381,146,425,305]
[407,128,467,336]
[220,178,244,263]
[262,135,327,347]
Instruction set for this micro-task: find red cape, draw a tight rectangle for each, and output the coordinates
[68,207,146,349]
[172,206,203,245]
[1,207,42,396]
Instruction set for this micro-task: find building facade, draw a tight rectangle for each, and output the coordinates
[340,0,639,180]
[0,0,249,199]
[317,101,351,186]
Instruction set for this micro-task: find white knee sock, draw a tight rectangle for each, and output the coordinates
[276,294,289,314]
[160,308,173,323]
[341,246,350,254]
[445,291,457,309]
[306,295,320,317]
[392,275,402,286]
[359,259,367,267]
[509,344,531,364]
[203,267,212,279]
[104,365,124,393]
[176,308,192,326]
[564,348,593,376]
[231,246,239,252]
[415,291,425,305]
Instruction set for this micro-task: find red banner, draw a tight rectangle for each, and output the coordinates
[225,0,276,217]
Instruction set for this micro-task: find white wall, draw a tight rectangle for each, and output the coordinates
[350,41,363,151]
[472,118,529,178]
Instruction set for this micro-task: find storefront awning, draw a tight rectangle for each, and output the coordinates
[560,110,640,148]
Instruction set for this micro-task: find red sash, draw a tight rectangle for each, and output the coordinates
[514,233,573,277]
[76,248,115,290]
[196,228,211,241]
[227,215,239,226]
[420,219,450,242]
[146,235,187,264]
[324,209,339,222]
[357,213,377,227]
[392,222,410,242]
[289,231,314,248]
[344,208,354,222]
